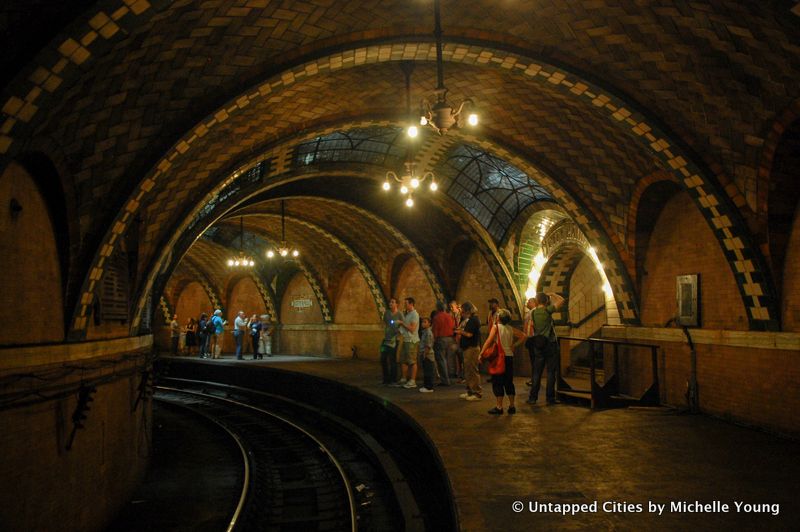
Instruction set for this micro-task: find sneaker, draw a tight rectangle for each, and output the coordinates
[419,387,434,393]
[403,380,417,389]
[398,378,407,385]
[465,394,482,401]
[507,406,516,415]
[526,398,537,405]
[459,392,470,399]
[487,407,503,415]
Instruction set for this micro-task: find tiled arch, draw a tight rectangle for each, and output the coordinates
[65,40,778,334]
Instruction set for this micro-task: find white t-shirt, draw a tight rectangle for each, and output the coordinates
[401,309,420,343]
[234,316,247,331]
[497,323,514,356]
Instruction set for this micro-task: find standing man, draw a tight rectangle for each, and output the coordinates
[457,301,483,401]
[233,310,247,360]
[523,297,536,386]
[259,314,272,357]
[210,309,225,359]
[528,292,566,405]
[394,297,420,389]
[380,298,403,385]
[431,301,454,386]
[170,314,180,355]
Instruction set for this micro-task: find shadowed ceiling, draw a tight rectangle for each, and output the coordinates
[2,0,798,332]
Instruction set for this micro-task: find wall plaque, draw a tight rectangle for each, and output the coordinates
[676,274,699,327]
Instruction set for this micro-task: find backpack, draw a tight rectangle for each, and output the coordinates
[205,318,217,335]
[532,307,554,350]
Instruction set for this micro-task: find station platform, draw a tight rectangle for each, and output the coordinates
[169,354,799,530]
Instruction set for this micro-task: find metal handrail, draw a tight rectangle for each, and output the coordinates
[557,335,660,409]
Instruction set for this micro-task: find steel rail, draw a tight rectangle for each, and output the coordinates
[156,384,358,532]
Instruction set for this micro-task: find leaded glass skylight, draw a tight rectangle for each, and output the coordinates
[294,126,406,168]
[436,144,553,241]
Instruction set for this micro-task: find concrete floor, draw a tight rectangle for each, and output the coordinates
[185,355,800,531]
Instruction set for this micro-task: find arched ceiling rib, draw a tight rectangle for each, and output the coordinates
[2,3,790,333]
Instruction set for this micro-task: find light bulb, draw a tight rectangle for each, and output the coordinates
[410,178,419,189]
[382,181,391,191]
[467,113,478,126]
[429,181,438,191]
[292,250,299,257]
[400,185,408,194]
[280,249,288,257]
[227,259,234,266]
[234,260,240,266]
[267,250,274,258]
[407,125,418,138]
[420,116,428,126]
[406,197,414,207]
[249,260,254,266]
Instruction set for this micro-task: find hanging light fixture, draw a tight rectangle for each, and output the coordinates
[383,61,438,207]
[227,217,255,267]
[266,200,300,259]
[419,0,478,136]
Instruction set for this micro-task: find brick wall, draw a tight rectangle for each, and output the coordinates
[334,267,381,325]
[782,208,800,331]
[227,275,267,322]
[640,190,747,330]
[568,256,607,337]
[0,342,151,530]
[176,281,213,323]
[603,326,800,437]
[455,249,505,323]
[0,162,64,345]
[394,257,437,318]
[279,273,326,354]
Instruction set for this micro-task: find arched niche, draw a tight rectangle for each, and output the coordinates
[455,248,505,322]
[0,162,64,345]
[766,118,800,330]
[175,281,213,326]
[781,202,800,331]
[334,267,381,325]
[280,272,324,325]
[640,190,747,329]
[394,257,438,318]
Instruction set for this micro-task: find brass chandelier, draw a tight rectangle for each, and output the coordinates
[227,216,255,267]
[418,0,478,135]
[266,200,299,259]
[383,62,438,207]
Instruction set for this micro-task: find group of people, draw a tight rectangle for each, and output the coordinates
[169,310,272,360]
[379,291,565,415]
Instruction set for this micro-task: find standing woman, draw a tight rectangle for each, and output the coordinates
[449,300,464,383]
[479,309,526,414]
[249,314,262,360]
[184,317,197,356]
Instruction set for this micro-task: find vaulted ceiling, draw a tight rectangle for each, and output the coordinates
[2,0,798,334]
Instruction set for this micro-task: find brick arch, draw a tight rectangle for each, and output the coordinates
[0,161,66,345]
[64,38,780,332]
[756,103,800,292]
[173,281,213,327]
[180,258,223,313]
[536,244,586,326]
[225,274,268,323]
[626,171,682,292]
[251,213,388,320]
[283,195,448,305]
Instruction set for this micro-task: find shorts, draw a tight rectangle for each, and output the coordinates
[399,341,419,365]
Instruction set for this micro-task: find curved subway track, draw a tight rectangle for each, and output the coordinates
[147,361,457,531]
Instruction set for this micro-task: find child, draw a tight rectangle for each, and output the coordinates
[418,317,435,393]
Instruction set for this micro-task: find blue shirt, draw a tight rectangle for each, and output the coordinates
[212,315,224,334]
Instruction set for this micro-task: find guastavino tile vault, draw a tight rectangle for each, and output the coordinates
[1,1,799,530]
